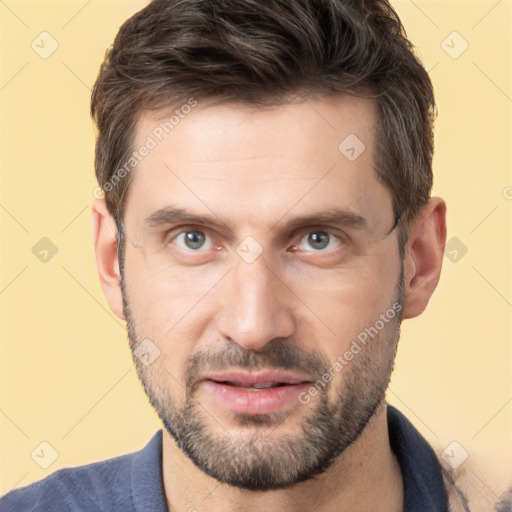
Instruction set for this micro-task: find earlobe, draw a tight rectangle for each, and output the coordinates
[90,198,125,320]
[401,197,447,320]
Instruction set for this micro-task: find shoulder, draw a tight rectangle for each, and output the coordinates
[386,406,511,512]
[0,452,135,512]
[434,447,512,512]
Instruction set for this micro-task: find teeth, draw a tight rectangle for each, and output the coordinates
[226,381,278,388]
[217,380,293,389]
[253,382,275,388]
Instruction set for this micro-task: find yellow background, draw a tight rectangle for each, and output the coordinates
[1,0,510,498]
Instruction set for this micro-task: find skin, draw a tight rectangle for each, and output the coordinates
[91,94,447,512]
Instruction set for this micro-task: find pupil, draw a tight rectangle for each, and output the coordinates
[185,231,205,249]
[309,232,329,250]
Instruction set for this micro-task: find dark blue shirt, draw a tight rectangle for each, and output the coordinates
[0,405,447,511]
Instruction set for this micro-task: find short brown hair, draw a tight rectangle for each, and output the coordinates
[91,0,436,254]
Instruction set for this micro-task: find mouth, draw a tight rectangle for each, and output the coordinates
[204,369,312,388]
[215,381,293,389]
[200,370,313,415]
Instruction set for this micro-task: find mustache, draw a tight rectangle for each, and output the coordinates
[184,340,330,394]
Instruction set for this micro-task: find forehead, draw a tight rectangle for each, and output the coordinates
[124,95,392,234]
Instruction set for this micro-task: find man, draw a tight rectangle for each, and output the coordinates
[1,0,509,511]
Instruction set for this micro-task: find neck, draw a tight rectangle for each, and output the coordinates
[161,400,403,512]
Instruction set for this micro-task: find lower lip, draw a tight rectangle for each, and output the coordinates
[202,380,311,415]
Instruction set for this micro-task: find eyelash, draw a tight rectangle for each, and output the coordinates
[167,227,346,255]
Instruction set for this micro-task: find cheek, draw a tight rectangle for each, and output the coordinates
[124,255,223,373]
[125,245,219,325]
[288,251,400,357]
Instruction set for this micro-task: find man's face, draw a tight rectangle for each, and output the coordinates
[120,94,404,490]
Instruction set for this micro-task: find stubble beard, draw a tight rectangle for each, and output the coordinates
[121,262,404,491]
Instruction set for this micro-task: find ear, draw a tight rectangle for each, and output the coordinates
[90,198,125,320]
[402,197,447,319]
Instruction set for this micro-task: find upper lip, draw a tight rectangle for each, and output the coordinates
[202,370,313,387]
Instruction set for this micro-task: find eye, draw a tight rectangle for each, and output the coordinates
[172,230,214,251]
[295,230,343,252]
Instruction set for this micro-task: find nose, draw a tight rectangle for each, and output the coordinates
[216,255,295,351]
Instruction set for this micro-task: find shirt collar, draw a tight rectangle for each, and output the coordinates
[130,406,448,512]
[387,404,448,511]
[131,430,168,512]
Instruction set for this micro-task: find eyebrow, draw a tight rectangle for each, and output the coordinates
[144,206,369,233]
[278,208,369,232]
[145,207,224,229]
